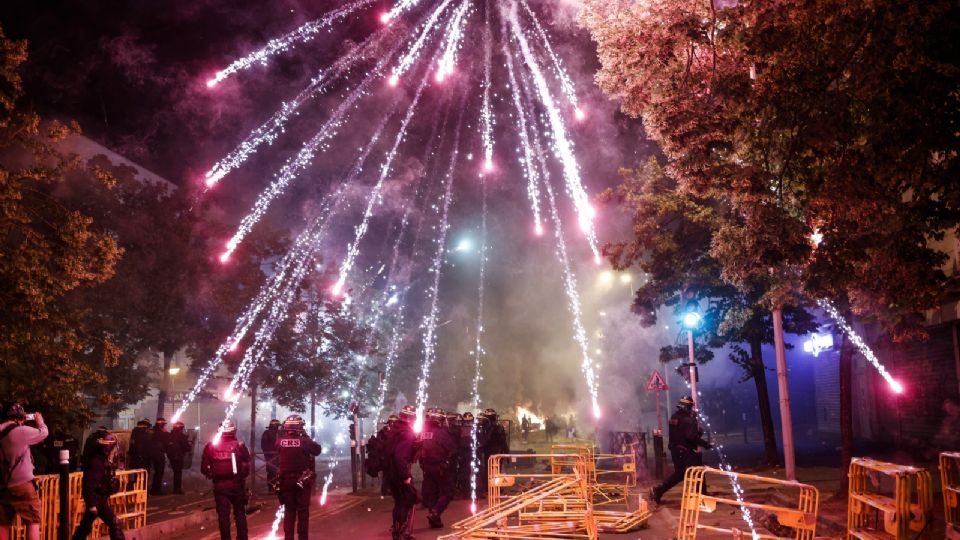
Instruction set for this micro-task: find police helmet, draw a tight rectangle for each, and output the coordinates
[172,421,185,431]
[446,412,460,425]
[399,405,417,423]
[462,412,474,422]
[426,407,445,425]
[283,414,305,431]
[137,418,151,428]
[97,432,118,447]
[4,403,26,421]
[221,419,238,433]
[155,417,167,427]
[677,396,694,409]
[481,408,498,422]
[387,414,400,426]
[269,419,281,428]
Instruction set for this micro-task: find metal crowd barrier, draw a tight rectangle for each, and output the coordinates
[847,458,933,540]
[677,466,819,540]
[441,453,597,540]
[550,443,638,509]
[10,469,148,540]
[942,452,960,539]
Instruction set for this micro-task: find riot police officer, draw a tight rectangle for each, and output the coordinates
[455,412,475,498]
[149,417,169,495]
[650,397,711,504]
[419,408,457,529]
[166,421,191,494]
[276,414,322,540]
[385,405,419,540]
[71,432,124,540]
[201,420,251,540]
[128,419,151,472]
[261,419,281,489]
[371,415,400,496]
[481,409,509,457]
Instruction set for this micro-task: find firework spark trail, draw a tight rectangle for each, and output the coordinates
[500,14,544,236]
[389,0,456,86]
[206,0,376,88]
[435,2,473,82]
[220,111,397,401]
[332,44,442,297]
[480,1,495,171]
[172,172,353,422]
[520,67,600,417]
[505,2,600,262]
[221,49,406,261]
[204,26,398,187]
[196,113,396,431]
[374,114,449,423]
[518,0,581,117]
[265,506,285,540]
[413,101,466,432]
[817,298,904,393]
[680,381,761,539]
[383,0,425,23]
[468,175,489,513]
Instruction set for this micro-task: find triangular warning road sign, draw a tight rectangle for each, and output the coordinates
[646,369,669,391]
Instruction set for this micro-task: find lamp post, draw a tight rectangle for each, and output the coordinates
[682,311,701,411]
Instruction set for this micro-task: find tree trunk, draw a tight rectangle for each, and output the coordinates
[837,334,854,498]
[156,350,174,420]
[750,337,780,466]
[250,382,258,496]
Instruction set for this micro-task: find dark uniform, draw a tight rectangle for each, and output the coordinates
[276,416,322,540]
[149,418,169,495]
[419,412,457,528]
[455,415,474,497]
[385,411,418,540]
[71,433,124,540]
[128,420,151,472]
[166,422,191,494]
[650,398,711,503]
[201,425,250,540]
[261,420,281,488]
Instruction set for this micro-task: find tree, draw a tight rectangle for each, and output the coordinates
[601,158,817,466]
[257,269,376,419]
[584,0,960,487]
[0,26,123,429]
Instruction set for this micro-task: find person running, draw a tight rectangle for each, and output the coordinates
[650,397,711,504]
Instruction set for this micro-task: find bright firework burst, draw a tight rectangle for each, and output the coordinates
[186,0,609,457]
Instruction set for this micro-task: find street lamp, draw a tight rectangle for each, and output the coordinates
[681,308,701,411]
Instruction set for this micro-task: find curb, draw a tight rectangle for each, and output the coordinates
[112,503,263,540]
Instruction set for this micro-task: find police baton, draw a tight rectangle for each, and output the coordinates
[58,449,70,540]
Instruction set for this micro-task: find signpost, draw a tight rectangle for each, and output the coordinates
[646,369,670,479]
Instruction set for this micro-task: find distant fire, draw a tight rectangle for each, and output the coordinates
[516,406,545,430]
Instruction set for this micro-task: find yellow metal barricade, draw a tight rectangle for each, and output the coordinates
[942,452,960,539]
[11,469,147,540]
[443,453,597,540]
[10,474,60,540]
[677,466,819,540]
[847,458,933,540]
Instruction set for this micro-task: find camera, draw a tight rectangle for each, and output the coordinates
[24,413,35,421]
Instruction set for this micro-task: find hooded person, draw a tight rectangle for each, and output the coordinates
[649,397,712,504]
[201,420,251,540]
[71,432,124,540]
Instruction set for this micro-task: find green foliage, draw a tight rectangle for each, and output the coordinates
[0,26,122,428]
[584,0,960,338]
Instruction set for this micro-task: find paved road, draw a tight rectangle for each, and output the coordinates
[164,487,685,540]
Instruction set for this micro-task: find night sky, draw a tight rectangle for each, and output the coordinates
[2,1,791,429]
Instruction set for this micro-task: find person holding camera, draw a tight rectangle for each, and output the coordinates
[0,403,48,540]
[71,432,125,540]
[276,414,321,540]
[201,420,250,540]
